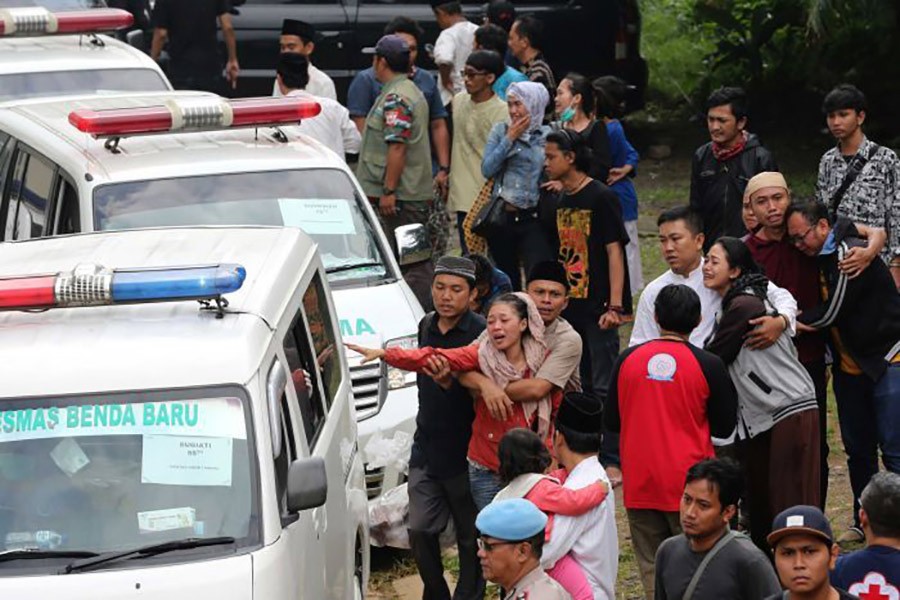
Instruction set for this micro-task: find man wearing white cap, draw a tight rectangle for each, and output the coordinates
[476,498,572,600]
[743,172,829,509]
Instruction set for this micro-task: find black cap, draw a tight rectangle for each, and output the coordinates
[527,260,570,291]
[487,1,516,30]
[556,392,603,433]
[276,52,309,84]
[362,34,411,60]
[281,19,316,43]
[767,505,834,548]
[434,256,477,285]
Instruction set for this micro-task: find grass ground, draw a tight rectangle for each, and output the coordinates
[367,119,858,599]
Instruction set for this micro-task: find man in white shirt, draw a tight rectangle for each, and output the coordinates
[541,392,618,600]
[431,1,478,106]
[630,205,798,348]
[276,53,360,157]
[273,19,337,101]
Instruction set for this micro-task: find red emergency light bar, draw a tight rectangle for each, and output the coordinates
[0,8,133,37]
[68,97,322,139]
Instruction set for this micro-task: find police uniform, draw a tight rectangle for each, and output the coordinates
[476,499,574,600]
[503,566,572,600]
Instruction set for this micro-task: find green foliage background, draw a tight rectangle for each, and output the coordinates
[639,0,900,138]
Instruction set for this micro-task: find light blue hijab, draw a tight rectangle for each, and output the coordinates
[506,81,549,136]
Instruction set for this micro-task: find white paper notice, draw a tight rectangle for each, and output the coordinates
[137,507,196,533]
[141,435,233,487]
[278,198,356,235]
[50,437,90,477]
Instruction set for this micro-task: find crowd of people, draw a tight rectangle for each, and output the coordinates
[334,2,900,599]
[148,1,900,598]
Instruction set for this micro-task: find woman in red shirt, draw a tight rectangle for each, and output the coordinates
[346,292,559,509]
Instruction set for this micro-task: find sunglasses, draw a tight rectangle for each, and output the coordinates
[477,537,525,552]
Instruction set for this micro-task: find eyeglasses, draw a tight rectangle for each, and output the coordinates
[477,537,521,552]
[461,69,488,79]
[789,225,815,246]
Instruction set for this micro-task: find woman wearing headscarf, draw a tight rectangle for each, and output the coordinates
[480,81,555,290]
[347,292,559,509]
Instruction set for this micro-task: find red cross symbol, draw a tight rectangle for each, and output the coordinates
[849,573,898,600]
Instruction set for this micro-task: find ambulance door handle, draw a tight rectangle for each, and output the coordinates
[313,507,327,538]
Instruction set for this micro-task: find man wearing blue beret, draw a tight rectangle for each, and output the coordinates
[476,498,572,599]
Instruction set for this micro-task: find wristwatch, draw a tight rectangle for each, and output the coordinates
[437,165,450,174]
[382,187,396,196]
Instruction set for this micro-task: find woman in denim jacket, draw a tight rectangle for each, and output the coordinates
[481,81,555,289]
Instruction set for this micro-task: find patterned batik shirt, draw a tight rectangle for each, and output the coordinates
[816,136,900,263]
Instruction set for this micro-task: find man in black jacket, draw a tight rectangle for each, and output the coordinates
[690,87,778,251]
[786,199,900,543]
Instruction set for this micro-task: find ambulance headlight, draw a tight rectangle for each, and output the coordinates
[384,334,418,390]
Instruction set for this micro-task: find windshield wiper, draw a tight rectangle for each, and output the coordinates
[326,261,384,275]
[0,548,99,563]
[63,536,235,574]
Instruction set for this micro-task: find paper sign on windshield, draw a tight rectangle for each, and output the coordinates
[141,434,233,487]
[0,398,247,443]
[278,198,356,235]
[137,507,196,533]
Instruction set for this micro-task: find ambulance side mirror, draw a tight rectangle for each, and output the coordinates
[395,223,432,266]
[286,456,328,512]
[125,30,145,51]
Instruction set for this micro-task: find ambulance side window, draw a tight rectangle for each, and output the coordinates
[53,178,80,235]
[283,314,327,447]
[300,272,339,409]
[2,150,27,241]
[3,148,56,240]
[0,133,13,237]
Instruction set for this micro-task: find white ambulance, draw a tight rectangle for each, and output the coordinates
[0,226,369,599]
[0,93,424,500]
[0,4,171,104]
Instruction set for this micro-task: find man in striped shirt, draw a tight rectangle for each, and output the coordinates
[507,16,555,121]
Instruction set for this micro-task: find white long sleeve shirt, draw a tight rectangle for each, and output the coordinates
[285,90,360,157]
[540,457,618,600]
[629,258,798,348]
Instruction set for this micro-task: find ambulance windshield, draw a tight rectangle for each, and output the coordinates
[93,168,389,283]
[0,387,259,568]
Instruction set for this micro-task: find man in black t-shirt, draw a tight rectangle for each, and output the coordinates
[150,0,239,93]
[545,128,631,481]
[407,256,486,600]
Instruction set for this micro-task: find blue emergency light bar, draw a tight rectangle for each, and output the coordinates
[0,263,246,310]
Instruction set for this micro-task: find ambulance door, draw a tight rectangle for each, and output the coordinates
[283,269,356,599]
[267,354,327,599]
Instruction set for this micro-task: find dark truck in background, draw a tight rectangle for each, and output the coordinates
[225,0,647,108]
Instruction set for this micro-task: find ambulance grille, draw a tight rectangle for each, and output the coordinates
[350,361,384,421]
[364,465,385,499]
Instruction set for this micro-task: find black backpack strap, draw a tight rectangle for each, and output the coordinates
[829,143,881,220]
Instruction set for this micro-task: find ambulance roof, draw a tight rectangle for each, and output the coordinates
[0,92,343,185]
[0,226,321,397]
